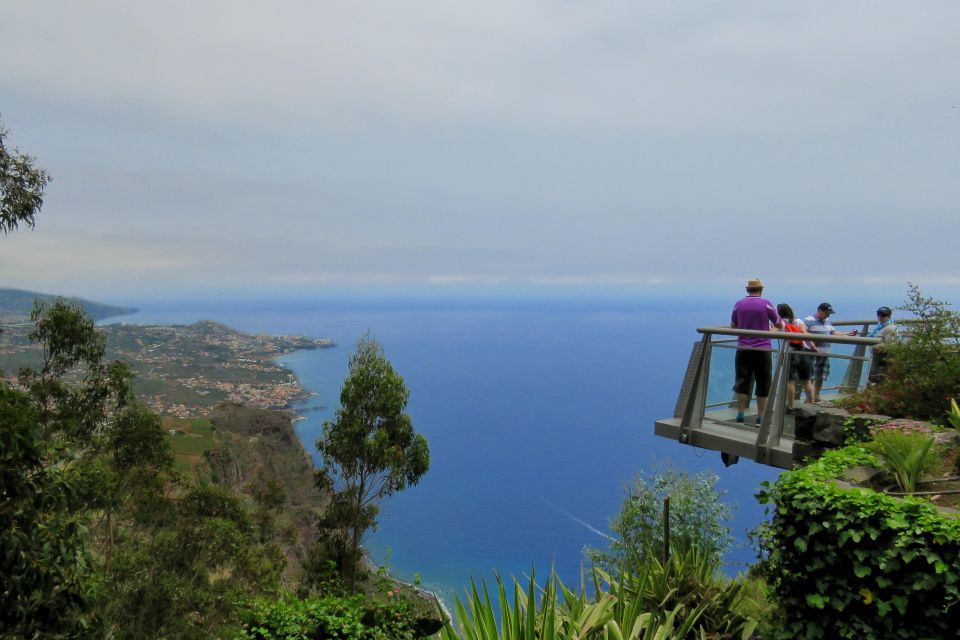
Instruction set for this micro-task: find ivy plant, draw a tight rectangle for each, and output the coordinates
[755,445,960,639]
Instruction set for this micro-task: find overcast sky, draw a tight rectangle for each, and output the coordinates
[1,1,958,302]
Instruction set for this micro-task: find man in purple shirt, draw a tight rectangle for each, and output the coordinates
[730,278,782,424]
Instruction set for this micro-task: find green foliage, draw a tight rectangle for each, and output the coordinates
[237,593,419,640]
[2,298,293,638]
[842,415,886,444]
[0,299,143,637]
[248,471,289,544]
[313,334,430,590]
[755,447,960,639]
[0,385,101,638]
[865,423,940,493]
[19,299,135,443]
[435,566,757,640]
[579,466,754,637]
[947,397,960,429]
[100,482,286,639]
[588,466,732,574]
[800,445,880,481]
[110,404,174,473]
[850,284,960,419]
[0,122,51,235]
[634,546,756,637]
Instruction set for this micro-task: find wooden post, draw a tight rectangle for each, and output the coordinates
[663,496,670,564]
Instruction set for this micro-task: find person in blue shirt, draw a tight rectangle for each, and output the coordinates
[803,303,857,402]
[867,306,899,384]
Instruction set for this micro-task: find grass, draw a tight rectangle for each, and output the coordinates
[166,416,218,474]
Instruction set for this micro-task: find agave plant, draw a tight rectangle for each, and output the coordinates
[433,564,757,640]
[634,546,756,637]
[867,423,939,493]
[947,398,960,430]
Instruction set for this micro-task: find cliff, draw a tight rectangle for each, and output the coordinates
[201,403,327,577]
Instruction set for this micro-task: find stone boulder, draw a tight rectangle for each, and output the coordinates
[792,439,827,462]
[840,465,888,490]
[812,407,850,446]
[845,413,891,441]
[790,405,819,440]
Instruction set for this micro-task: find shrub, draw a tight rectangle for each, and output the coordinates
[632,547,758,638]
[588,466,732,574]
[865,423,940,493]
[756,446,960,639]
[435,566,757,640]
[238,593,418,640]
[851,284,960,419]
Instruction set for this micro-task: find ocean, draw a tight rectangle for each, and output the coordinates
[119,294,783,605]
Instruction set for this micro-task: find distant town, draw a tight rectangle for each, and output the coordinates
[0,318,333,419]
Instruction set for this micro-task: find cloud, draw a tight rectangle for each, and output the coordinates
[4,1,958,135]
[527,274,674,286]
[1,1,959,297]
[427,274,509,285]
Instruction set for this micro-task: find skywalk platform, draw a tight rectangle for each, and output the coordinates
[654,321,883,469]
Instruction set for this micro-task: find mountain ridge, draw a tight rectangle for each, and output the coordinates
[0,287,138,322]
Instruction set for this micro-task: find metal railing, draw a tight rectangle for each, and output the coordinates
[657,321,884,468]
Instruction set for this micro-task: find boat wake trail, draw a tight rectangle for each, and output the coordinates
[543,499,615,542]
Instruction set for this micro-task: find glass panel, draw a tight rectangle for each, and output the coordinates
[705,341,779,421]
[817,344,869,401]
[706,341,737,409]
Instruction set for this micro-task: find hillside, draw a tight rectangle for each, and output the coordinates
[0,319,333,416]
[167,403,327,578]
[0,287,137,322]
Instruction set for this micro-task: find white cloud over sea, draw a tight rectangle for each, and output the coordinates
[1,1,959,301]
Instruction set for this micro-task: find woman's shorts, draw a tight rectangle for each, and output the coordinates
[789,351,814,381]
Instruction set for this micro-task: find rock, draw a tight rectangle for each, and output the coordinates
[790,405,819,440]
[850,414,891,429]
[792,440,827,464]
[935,430,960,446]
[375,577,449,638]
[412,612,448,637]
[840,466,888,488]
[885,418,933,430]
[813,407,849,446]
[842,413,891,442]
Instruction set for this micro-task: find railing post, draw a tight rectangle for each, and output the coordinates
[678,334,711,445]
[841,322,871,392]
[757,339,789,465]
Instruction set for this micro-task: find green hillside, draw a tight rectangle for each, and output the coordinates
[0,287,137,322]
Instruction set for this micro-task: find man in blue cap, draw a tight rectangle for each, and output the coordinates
[804,302,856,402]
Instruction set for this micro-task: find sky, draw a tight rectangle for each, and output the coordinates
[1,1,959,303]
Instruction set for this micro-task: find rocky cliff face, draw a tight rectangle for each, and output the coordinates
[203,403,448,633]
[203,403,326,576]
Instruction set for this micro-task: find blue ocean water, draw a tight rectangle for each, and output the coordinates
[120,295,782,604]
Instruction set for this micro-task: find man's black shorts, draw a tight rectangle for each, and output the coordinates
[734,349,773,397]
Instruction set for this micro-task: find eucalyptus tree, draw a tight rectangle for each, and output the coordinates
[1,299,145,637]
[0,120,50,234]
[313,334,430,589]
